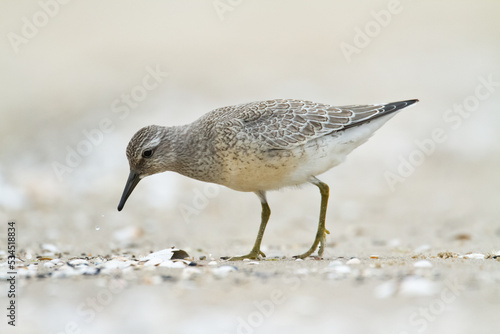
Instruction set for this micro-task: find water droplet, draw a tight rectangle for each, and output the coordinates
[95,226,101,231]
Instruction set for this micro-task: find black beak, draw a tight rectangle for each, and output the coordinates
[117,171,141,211]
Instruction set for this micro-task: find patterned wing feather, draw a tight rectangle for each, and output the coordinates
[229,99,417,150]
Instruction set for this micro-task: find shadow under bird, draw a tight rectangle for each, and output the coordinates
[117,98,419,260]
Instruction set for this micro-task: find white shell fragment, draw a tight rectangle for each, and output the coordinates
[414,260,433,268]
[140,248,190,262]
[461,253,485,260]
[158,260,189,268]
[68,259,89,266]
[102,259,133,270]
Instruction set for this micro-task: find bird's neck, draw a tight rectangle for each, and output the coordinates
[167,124,221,184]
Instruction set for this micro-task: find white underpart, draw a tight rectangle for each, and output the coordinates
[290,113,398,184]
[247,112,399,191]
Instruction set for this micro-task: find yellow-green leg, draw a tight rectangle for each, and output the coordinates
[294,177,330,259]
[229,191,269,261]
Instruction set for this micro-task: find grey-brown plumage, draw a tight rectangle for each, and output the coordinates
[118,98,418,260]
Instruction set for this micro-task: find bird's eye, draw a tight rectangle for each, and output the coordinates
[142,149,154,158]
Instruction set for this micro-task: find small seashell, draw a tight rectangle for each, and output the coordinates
[140,248,190,262]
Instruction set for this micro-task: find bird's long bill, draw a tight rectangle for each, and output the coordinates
[117,171,141,211]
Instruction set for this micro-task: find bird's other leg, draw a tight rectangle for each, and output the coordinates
[294,177,330,259]
[229,191,270,261]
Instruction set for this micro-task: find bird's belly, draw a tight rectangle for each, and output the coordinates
[220,118,389,192]
[220,140,349,192]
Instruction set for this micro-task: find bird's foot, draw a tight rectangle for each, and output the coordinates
[293,228,330,259]
[228,249,266,261]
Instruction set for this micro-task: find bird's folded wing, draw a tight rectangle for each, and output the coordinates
[232,99,389,150]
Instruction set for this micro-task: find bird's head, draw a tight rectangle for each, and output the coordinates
[117,125,171,211]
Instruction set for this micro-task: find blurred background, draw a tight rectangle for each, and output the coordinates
[1,0,499,255]
[1,1,500,333]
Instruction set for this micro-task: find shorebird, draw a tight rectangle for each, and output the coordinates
[117,99,418,260]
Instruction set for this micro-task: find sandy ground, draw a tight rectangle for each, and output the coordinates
[1,1,500,333]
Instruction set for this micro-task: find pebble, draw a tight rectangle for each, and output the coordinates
[208,261,218,266]
[370,255,379,259]
[102,259,133,270]
[51,265,77,278]
[43,262,56,268]
[80,266,100,275]
[68,259,89,267]
[212,265,238,278]
[346,258,361,265]
[414,260,433,268]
